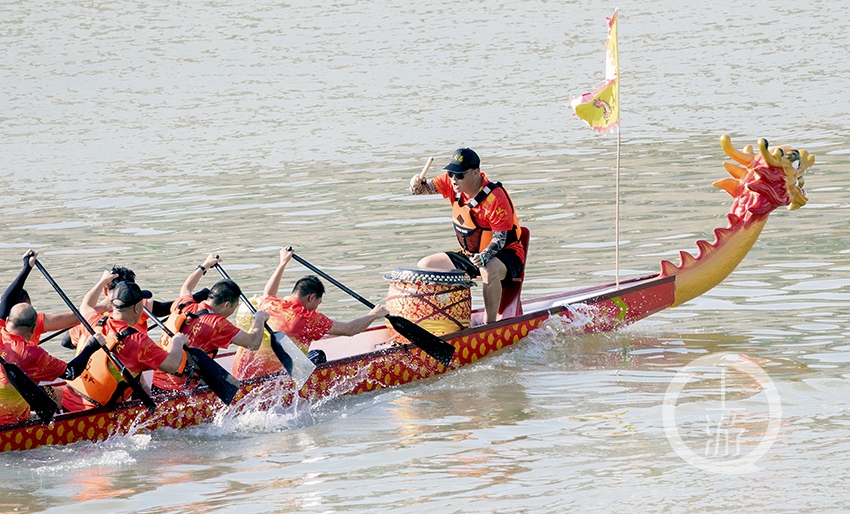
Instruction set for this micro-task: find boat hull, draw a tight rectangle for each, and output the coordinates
[0,274,674,452]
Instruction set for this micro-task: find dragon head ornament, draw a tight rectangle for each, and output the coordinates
[714,134,814,220]
[661,135,815,306]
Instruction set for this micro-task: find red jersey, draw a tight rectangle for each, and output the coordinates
[0,313,46,346]
[62,312,169,412]
[152,296,240,391]
[433,171,525,262]
[0,329,67,425]
[261,295,333,351]
[231,295,332,380]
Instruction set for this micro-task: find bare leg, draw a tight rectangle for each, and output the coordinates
[417,253,455,270]
[480,257,507,323]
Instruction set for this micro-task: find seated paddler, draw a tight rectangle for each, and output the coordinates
[0,303,106,425]
[409,148,525,324]
[151,254,268,393]
[61,275,187,412]
[231,247,389,379]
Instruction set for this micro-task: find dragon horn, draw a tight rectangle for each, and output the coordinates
[758,138,785,168]
[720,134,754,166]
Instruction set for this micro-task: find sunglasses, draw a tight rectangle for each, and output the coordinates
[447,171,468,179]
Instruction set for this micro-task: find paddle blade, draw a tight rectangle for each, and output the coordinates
[0,360,57,424]
[386,315,455,367]
[273,332,315,391]
[185,347,240,405]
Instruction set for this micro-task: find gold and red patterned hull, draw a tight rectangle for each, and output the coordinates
[0,274,674,452]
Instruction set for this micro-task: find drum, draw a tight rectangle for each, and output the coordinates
[384,267,475,336]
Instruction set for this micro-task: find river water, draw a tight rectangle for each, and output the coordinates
[1,0,849,512]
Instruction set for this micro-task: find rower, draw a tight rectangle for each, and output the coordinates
[0,303,105,425]
[409,148,527,324]
[231,246,388,379]
[151,253,269,393]
[61,277,187,412]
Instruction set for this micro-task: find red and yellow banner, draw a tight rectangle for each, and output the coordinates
[570,9,619,134]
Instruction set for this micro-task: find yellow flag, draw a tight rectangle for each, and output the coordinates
[570,9,619,134]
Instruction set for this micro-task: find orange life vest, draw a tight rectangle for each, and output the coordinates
[159,305,216,357]
[452,181,521,254]
[64,319,138,408]
[151,305,211,389]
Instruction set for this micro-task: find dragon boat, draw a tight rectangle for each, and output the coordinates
[0,136,813,452]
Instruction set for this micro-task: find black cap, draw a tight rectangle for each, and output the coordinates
[111,281,152,308]
[443,148,480,173]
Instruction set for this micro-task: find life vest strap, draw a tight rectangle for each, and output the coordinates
[455,181,501,208]
[185,309,214,321]
[64,385,105,409]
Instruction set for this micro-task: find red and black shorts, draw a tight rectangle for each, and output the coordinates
[445,248,524,285]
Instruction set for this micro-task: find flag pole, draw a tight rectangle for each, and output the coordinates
[615,129,620,288]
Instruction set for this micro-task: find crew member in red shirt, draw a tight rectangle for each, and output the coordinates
[231,247,388,379]
[409,148,525,324]
[61,275,187,412]
[0,303,105,425]
[152,254,268,392]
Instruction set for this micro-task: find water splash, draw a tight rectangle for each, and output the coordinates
[525,304,597,347]
[32,434,150,474]
[180,364,375,438]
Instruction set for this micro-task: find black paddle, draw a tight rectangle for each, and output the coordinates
[38,325,71,344]
[33,260,157,414]
[142,305,240,405]
[288,251,456,367]
[0,355,57,424]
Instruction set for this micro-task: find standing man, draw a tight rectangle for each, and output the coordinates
[62,275,187,412]
[231,247,388,379]
[409,148,525,324]
[151,254,268,392]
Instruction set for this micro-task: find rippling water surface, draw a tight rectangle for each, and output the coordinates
[2,0,850,512]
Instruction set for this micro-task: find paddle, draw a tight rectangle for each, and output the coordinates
[33,260,157,414]
[39,325,71,344]
[212,263,316,390]
[142,305,240,405]
[288,252,456,367]
[0,355,57,424]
